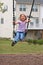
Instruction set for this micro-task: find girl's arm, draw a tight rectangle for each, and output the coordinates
[25,19,31,23]
[13,21,20,25]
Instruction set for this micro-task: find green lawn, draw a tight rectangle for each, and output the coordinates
[0,39,43,54]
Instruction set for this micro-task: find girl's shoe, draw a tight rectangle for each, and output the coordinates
[11,41,16,46]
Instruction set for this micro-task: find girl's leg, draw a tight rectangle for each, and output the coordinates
[13,32,20,42]
[12,32,20,46]
[20,32,25,41]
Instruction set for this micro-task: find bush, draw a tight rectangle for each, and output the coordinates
[37,40,43,44]
[27,39,43,44]
[33,40,37,44]
[27,39,33,43]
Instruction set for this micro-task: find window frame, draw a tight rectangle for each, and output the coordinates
[19,4,26,11]
[32,5,38,12]
[1,18,4,24]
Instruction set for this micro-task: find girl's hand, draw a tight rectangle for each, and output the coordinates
[13,21,15,25]
[28,19,31,22]
[25,18,31,23]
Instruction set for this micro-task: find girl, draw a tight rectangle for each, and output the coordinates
[12,14,30,46]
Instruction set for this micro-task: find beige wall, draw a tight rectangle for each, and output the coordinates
[0,0,13,39]
[15,3,43,29]
[16,4,40,19]
[25,30,43,40]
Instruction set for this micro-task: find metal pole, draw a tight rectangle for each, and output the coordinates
[13,0,16,38]
[13,0,15,21]
[27,0,35,28]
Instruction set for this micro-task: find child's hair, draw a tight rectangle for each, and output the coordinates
[20,14,27,20]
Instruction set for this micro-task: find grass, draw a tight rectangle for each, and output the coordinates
[0,39,43,54]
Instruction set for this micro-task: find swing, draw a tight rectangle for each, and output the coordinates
[25,0,35,37]
[13,0,35,39]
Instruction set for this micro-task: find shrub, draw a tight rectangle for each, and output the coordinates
[33,40,37,44]
[27,39,33,43]
[27,39,43,44]
[37,40,43,44]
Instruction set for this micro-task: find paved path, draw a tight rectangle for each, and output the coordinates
[0,54,43,65]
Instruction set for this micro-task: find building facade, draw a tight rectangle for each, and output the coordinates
[14,0,43,39]
[0,0,13,39]
[15,0,43,29]
[0,0,43,39]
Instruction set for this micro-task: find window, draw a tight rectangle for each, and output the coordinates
[23,8,26,11]
[30,22,34,26]
[20,8,22,11]
[32,5,38,12]
[29,17,39,27]
[35,18,39,27]
[1,18,4,24]
[19,4,26,11]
